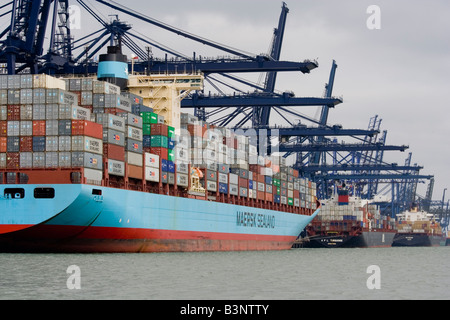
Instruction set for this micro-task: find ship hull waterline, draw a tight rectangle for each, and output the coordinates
[295,231,396,248]
[0,184,320,253]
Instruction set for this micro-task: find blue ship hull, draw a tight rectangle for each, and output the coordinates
[0,184,320,252]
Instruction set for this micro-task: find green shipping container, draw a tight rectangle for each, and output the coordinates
[141,112,158,124]
[143,124,151,135]
[276,187,281,195]
[288,197,294,206]
[168,149,175,161]
[168,126,175,138]
[273,178,280,187]
[150,135,168,148]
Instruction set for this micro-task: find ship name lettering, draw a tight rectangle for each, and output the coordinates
[236,211,275,229]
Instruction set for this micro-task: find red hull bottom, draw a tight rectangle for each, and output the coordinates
[0,224,296,253]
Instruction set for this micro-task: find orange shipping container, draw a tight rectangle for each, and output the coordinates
[265,193,273,202]
[0,137,6,152]
[0,121,6,137]
[32,120,46,136]
[127,164,143,179]
[71,120,103,139]
[257,191,265,201]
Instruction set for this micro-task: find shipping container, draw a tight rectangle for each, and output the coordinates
[106,159,125,177]
[103,143,125,161]
[144,167,160,182]
[71,120,103,139]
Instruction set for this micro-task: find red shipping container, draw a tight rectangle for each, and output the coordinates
[150,124,168,136]
[294,190,300,198]
[103,143,125,161]
[257,191,265,201]
[149,147,168,160]
[7,152,20,169]
[0,137,6,152]
[20,137,33,152]
[265,193,273,202]
[239,177,248,188]
[7,105,20,120]
[32,120,46,136]
[0,121,6,137]
[293,169,299,178]
[71,120,103,139]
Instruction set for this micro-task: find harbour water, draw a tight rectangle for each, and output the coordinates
[0,247,449,300]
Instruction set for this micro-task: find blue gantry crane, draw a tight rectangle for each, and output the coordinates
[0,0,435,216]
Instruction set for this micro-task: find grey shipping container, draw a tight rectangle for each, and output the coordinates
[32,152,45,168]
[107,159,125,176]
[33,89,46,104]
[20,89,33,104]
[71,152,102,170]
[19,152,33,168]
[126,151,143,166]
[103,129,125,147]
[7,136,20,152]
[125,138,143,154]
[144,167,159,182]
[58,120,72,135]
[46,104,59,120]
[7,89,20,104]
[20,121,32,136]
[20,75,33,89]
[7,121,19,136]
[207,180,217,192]
[46,136,59,152]
[176,173,189,187]
[120,113,143,129]
[45,152,59,168]
[0,91,7,105]
[229,184,238,196]
[176,162,189,174]
[20,105,33,120]
[58,136,72,151]
[96,113,125,132]
[45,120,59,136]
[59,152,72,167]
[0,153,6,168]
[32,104,46,120]
[168,173,175,185]
[81,91,93,105]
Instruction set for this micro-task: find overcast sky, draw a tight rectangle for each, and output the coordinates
[5,0,449,201]
[70,0,450,201]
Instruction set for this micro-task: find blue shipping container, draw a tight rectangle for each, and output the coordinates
[218,182,228,194]
[168,161,175,173]
[161,159,168,172]
[274,195,281,203]
[265,176,272,185]
[248,180,253,189]
[32,136,46,152]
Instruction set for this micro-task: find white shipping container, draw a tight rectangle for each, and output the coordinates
[145,167,160,182]
[229,173,238,185]
[84,168,103,182]
[20,105,33,120]
[19,152,32,168]
[71,136,103,154]
[46,136,59,152]
[144,153,160,168]
[58,105,91,120]
[33,74,66,90]
[126,151,143,166]
[177,173,189,187]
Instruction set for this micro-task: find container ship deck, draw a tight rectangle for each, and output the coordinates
[0,72,320,253]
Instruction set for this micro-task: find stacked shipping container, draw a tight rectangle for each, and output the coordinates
[0,74,317,216]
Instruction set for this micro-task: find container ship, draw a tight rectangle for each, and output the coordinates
[294,186,396,248]
[392,206,445,247]
[0,49,320,253]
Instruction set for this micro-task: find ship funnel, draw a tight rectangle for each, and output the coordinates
[97,45,128,90]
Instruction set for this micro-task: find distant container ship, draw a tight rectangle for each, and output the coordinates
[392,206,445,247]
[295,186,396,248]
[0,71,320,253]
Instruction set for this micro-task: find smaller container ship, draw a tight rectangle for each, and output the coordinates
[392,206,445,247]
[295,185,396,248]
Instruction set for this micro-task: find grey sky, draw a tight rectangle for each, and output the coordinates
[9,0,450,200]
